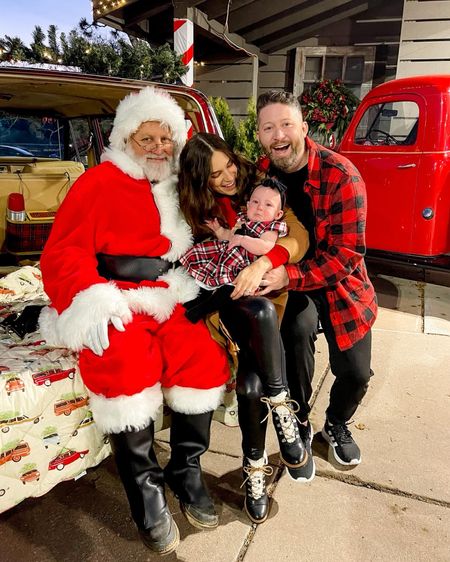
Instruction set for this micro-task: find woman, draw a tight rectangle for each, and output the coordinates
[178,133,310,524]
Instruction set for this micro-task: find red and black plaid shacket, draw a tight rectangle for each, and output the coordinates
[262,137,377,351]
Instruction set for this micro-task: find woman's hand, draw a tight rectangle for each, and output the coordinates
[230,256,273,299]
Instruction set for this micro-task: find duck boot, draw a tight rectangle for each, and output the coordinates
[262,392,308,469]
[242,454,273,524]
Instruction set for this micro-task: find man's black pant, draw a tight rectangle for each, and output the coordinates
[281,289,372,425]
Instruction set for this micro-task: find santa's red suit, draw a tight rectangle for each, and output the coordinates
[39,95,229,436]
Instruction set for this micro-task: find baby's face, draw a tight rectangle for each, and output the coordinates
[246,185,283,222]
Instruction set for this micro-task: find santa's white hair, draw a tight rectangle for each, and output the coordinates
[108,86,187,161]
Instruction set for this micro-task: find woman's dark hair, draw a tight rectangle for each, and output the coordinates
[178,132,258,239]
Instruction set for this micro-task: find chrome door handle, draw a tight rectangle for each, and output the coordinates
[397,163,416,169]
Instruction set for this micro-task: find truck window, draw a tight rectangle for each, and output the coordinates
[0,112,92,165]
[354,101,419,146]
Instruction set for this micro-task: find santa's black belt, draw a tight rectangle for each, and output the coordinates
[96,253,176,283]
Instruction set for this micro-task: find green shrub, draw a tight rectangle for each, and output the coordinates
[209,96,237,149]
[209,96,261,162]
[234,98,262,162]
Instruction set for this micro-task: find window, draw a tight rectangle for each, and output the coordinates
[306,55,365,95]
[296,47,374,99]
[324,57,344,80]
[354,101,419,146]
[304,57,322,82]
[0,112,92,164]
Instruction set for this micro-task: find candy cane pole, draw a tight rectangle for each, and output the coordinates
[174,18,194,87]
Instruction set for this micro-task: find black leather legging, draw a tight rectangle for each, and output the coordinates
[219,296,287,460]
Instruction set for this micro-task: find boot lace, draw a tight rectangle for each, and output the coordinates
[241,463,273,500]
[261,397,300,443]
[330,423,354,444]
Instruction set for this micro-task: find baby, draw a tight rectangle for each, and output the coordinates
[181,177,287,322]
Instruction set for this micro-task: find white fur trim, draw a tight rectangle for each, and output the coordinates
[151,176,194,261]
[38,306,60,347]
[101,147,146,179]
[161,268,200,303]
[38,282,132,351]
[124,268,199,319]
[108,87,187,161]
[124,284,176,322]
[163,384,225,414]
[89,384,163,433]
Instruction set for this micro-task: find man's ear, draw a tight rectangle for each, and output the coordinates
[256,124,262,143]
[302,121,309,136]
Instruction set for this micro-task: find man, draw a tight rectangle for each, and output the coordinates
[256,90,377,483]
[39,87,230,555]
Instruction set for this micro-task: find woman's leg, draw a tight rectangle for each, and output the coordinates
[220,297,307,523]
[220,297,286,398]
[234,364,272,523]
[221,297,306,465]
[220,298,277,523]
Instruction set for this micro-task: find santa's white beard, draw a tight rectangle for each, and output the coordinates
[125,144,174,181]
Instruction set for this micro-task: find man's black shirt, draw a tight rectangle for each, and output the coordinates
[270,165,316,259]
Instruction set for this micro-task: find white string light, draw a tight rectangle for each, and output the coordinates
[93,0,127,15]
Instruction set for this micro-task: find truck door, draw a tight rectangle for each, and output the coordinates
[341,95,424,255]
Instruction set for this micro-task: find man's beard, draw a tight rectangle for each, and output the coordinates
[268,145,300,172]
[125,144,174,182]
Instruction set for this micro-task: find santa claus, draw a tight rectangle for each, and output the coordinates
[39,86,230,555]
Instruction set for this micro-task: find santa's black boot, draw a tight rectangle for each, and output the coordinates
[165,411,219,529]
[110,423,179,555]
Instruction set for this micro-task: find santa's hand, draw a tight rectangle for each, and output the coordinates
[86,314,126,356]
[258,266,289,296]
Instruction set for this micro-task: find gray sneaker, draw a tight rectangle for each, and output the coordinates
[322,420,361,466]
[286,421,315,483]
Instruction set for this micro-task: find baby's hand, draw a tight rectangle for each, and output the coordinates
[227,234,242,250]
[204,218,221,233]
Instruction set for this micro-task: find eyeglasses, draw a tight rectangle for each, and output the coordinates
[131,136,174,151]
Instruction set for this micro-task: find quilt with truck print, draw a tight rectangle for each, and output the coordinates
[0,267,111,513]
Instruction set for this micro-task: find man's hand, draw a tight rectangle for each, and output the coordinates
[258,265,289,296]
[86,315,126,356]
[230,256,272,299]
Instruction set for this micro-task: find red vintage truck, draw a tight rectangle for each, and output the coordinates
[339,75,450,279]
